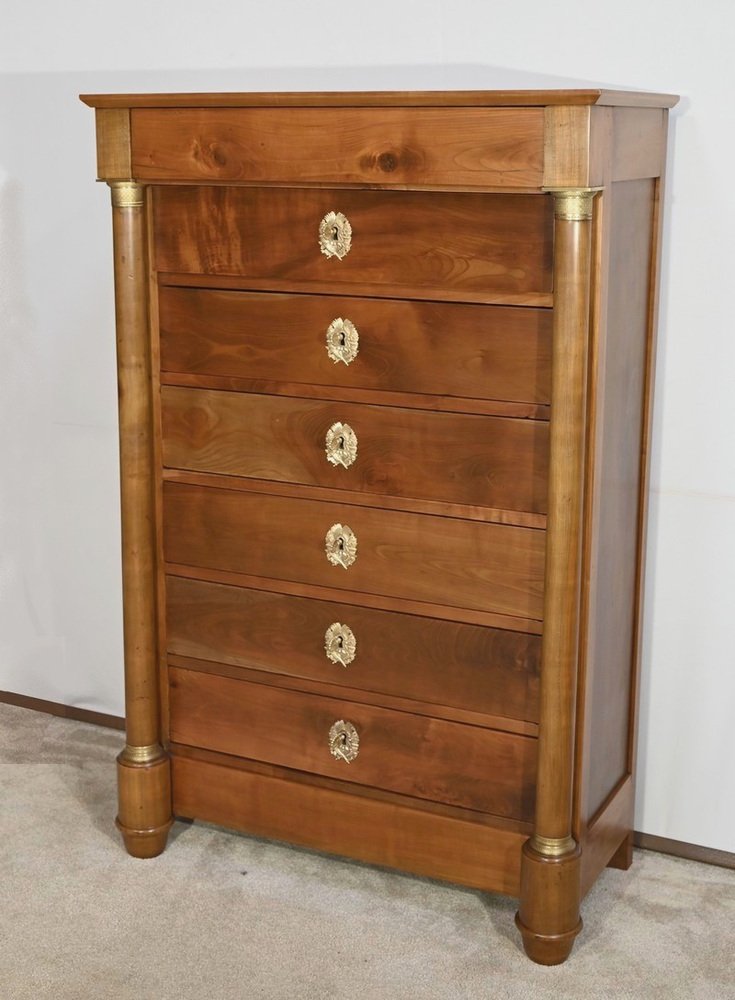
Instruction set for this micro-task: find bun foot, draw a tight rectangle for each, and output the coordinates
[516,837,582,965]
[116,818,173,859]
[515,913,582,965]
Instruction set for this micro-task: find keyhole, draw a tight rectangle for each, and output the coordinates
[331,225,340,240]
[338,331,346,346]
[336,635,344,648]
[337,537,345,551]
[338,435,345,450]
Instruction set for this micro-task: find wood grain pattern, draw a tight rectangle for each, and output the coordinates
[159,287,552,405]
[132,107,543,188]
[163,467,547,529]
[162,482,546,620]
[165,575,541,723]
[152,186,553,298]
[171,751,527,894]
[166,561,544,635]
[582,180,655,820]
[160,385,549,513]
[168,665,537,819]
[94,108,132,181]
[612,109,666,181]
[80,90,679,110]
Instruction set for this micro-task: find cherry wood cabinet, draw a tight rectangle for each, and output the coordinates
[81,88,677,965]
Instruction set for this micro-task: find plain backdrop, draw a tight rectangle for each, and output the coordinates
[1,0,733,853]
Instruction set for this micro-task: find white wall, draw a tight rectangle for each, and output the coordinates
[2,0,733,853]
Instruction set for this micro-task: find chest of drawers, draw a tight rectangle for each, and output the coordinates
[81,88,676,965]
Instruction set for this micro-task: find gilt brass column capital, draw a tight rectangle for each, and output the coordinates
[109,181,144,208]
[543,187,603,221]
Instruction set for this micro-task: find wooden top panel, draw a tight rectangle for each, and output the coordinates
[80,89,679,110]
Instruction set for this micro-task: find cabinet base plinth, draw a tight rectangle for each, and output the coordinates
[116,750,173,858]
[516,839,582,965]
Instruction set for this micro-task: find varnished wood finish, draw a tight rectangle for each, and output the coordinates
[94,109,132,181]
[162,481,546,620]
[159,271,553,308]
[161,385,549,513]
[159,287,552,406]
[84,90,676,965]
[582,180,655,821]
[152,186,553,298]
[81,89,679,110]
[132,107,544,188]
[163,466,547,529]
[169,665,536,820]
[171,751,527,894]
[517,192,595,962]
[165,576,541,723]
[108,183,173,858]
[166,561,544,635]
[516,843,582,965]
[533,203,594,843]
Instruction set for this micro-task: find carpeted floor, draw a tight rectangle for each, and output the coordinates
[1,702,733,1000]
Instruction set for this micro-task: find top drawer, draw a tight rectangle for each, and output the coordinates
[132,107,544,188]
[152,186,553,301]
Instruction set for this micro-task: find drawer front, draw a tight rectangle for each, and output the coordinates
[161,386,549,514]
[166,576,541,723]
[132,107,544,188]
[153,186,553,299]
[162,483,545,620]
[168,666,537,820]
[159,288,553,406]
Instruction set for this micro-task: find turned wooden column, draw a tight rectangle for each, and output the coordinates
[516,187,599,965]
[109,181,172,859]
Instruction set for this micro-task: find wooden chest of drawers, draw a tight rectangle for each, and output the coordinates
[81,88,676,965]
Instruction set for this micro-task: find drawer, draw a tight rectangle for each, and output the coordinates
[166,576,541,723]
[168,666,537,820]
[159,288,552,406]
[161,386,549,514]
[152,186,553,300]
[132,107,544,188]
[162,482,545,620]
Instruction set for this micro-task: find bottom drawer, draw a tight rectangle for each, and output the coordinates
[168,666,536,821]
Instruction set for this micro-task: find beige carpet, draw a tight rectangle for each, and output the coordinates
[1,702,733,1000]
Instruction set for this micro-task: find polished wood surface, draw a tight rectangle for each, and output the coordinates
[169,665,537,819]
[163,466,547,529]
[162,481,546,619]
[81,89,679,110]
[171,751,527,894]
[132,107,543,188]
[84,89,676,965]
[165,575,541,723]
[109,186,173,857]
[152,186,553,297]
[159,287,552,405]
[582,180,655,821]
[161,385,549,513]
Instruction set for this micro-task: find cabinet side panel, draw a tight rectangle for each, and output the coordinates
[583,179,655,820]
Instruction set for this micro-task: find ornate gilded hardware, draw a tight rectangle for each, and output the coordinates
[319,211,352,260]
[326,317,359,366]
[328,720,360,763]
[325,421,358,469]
[325,523,357,569]
[324,623,357,667]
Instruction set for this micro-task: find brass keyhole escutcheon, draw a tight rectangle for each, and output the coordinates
[319,211,352,260]
[326,318,359,366]
[328,720,360,763]
[325,523,357,569]
[325,421,357,469]
[325,623,357,667]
